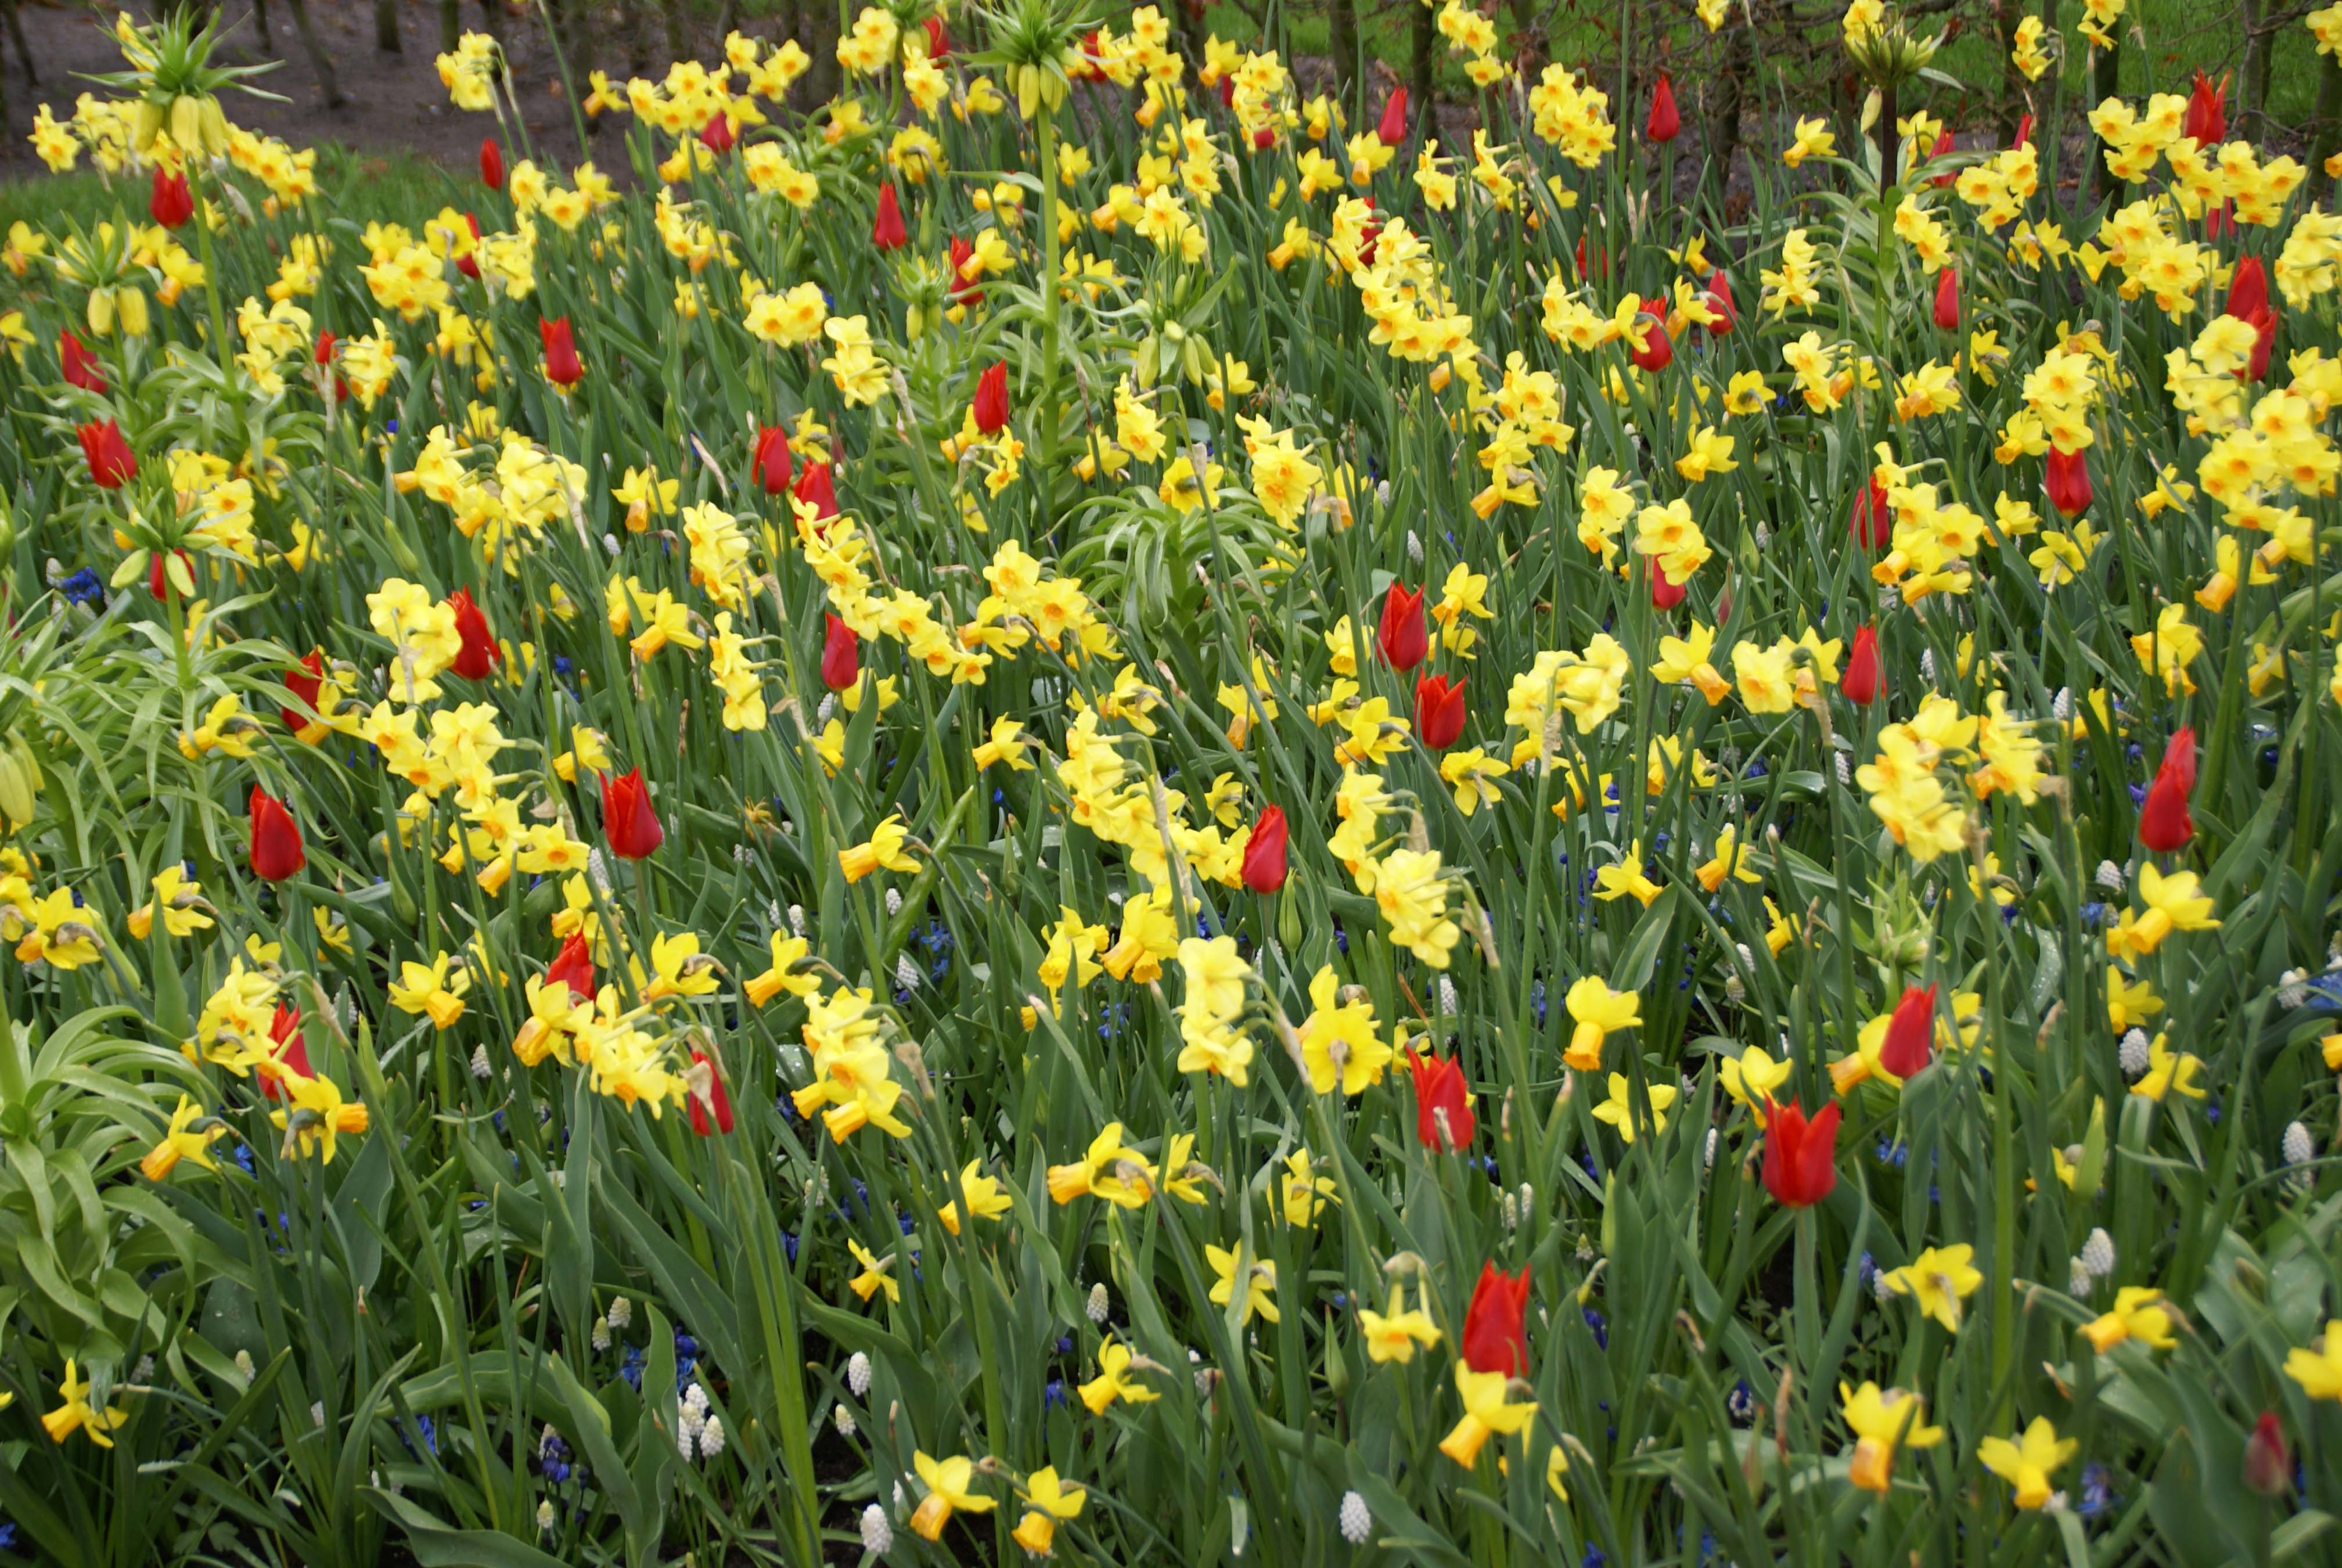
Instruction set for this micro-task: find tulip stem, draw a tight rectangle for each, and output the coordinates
[193,178,235,384]
[1037,107,1062,531]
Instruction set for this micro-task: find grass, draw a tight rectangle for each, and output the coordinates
[0,143,455,236]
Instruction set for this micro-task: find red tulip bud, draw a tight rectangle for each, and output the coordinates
[480,136,505,190]
[699,113,735,154]
[873,183,909,251]
[1842,625,1882,707]
[149,548,190,602]
[2045,446,2092,517]
[1649,565,1686,609]
[1377,85,1409,146]
[2243,1412,2291,1498]
[794,459,837,520]
[923,16,950,56]
[1645,73,1680,143]
[820,612,860,692]
[1927,128,1956,186]
[1408,1049,1476,1150]
[1850,474,1891,549]
[689,1048,736,1135]
[2184,69,2229,146]
[1415,672,1467,750]
[1460,1261,1532,1375]
[600,768,663,860]
[754,425,793,496]
[2013,113,2035,149]
[258,1001,311,1099]
[248,786,307,882]
[1630,314,1674,372]
[448,588,499,681]
[1376,582,1428,671]
[1703,269,1737,334]
[78,419,136,490]
[149,166,193,229]
[1240,805,1288,893]
[1932,267,1960,331]
[2138,726,2196,852]
[547,932,596,999]
[60,329,107,394]
[539,317,584,387]
[282,649,325,730]
[1878,984,1937,1079]
[1761,1098,1840,1207]
[972,361,1010,434]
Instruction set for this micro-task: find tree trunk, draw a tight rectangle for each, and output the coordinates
[441,0,460,53]
[1409,0,1434,147]
[251,0,276,56]
[623,0,650,74]
[2090,39,2118,203]
[2244,0,2276,135]
[2311,51,2342,204]
[477,0,502,42]
[1328,0,1359,116]
[661,0,688,65]
[282,0,344,105]
[1994,0,2023,144]
[375,0,401,52]
[1706,1,1755,204]
[4,0,36,84]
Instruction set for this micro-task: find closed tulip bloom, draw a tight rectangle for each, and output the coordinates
[2138,726,2196,852]
[699,113,735,154]
[1629,314,1674,372]
[1409,1049,1476,1150]
[78,419,136,489]
[873,182,909,251]
[1240,805,1288,893]
[1415,673,1467,750]
[2224,257,2277,381]
[1645,73,1679,142]
[1932,267,1960,330]
[688,1048,735,1134]
[820,613,860,691]
[248,786,307,882]
[149,166,193,229]
[539,317,584,386]
[794,459,837,520]
[1849,474,1891,549]
[753,425,793,495]
[281,649,325,729]
[1460,1261,1531,1375]
[480,136,505,190]
[1842,625,1882,706]
[60,329,107,393]
[2183,69,2227,146]
[1761,1099,1840,1207]
[2243,1413,2291,1498]
[1878,984,1937,1078]
[257,1001,311,1100]
[947,235,984,305]
[972,361,1010,434]
[2014,112,2035,148]
[1649,566,1686,609]
[1377,582,1427,671]
[447,588,498,680]
[1703,270,1737,334]
[2045,447,2092,517]
[546,932,596,999]
[1376,85,1409,145]
[924,15,950,54]
[600,768,663,859]
[1926,127,1956,186]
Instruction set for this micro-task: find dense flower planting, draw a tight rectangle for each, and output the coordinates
[3,5,2342,1563]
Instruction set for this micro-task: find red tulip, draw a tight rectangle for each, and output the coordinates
[149,165,193,229]
[1575,235,1610,282]
[1074,29,1105,79]
[2183,69,2228,147]
[1761,1098,1840,1207]
[1408,1050,1476,1150]
[1376,582,1428,671]
[2013,113,2035,149]
[1376,85,1409,146]
[148,549,190,601]
[1702,270,1737,335]
[1459,1261,1532,1375]
[480,136,505,190]
[2206,199,2233,240]
[1253,125,1277,152]
[78,419,136,489]
[2243,1413,2292,1498]
[314,329,337,367]
[547,932,596,999]
[1415,673,1467,750]
[754,424,793,495]
[1649,564,1686,609]
[1629,314,1674,372]
[1842,626,1882,707]
[820,612,860,691]
[448,588,499,680]
[1849,474,1891,549]
[794,459,837,520]
[1240,805,1288,893]
[972,361,1010,434]
[873,182,909,251]
[1927,127,1956,186]
[699,112,735,154]
[60,329,107,394]
[282,649,325,729]
[248,786,307,882]
[1932,267,1960,330]
[257,1001,311,1100]
[1877,983,1937,1078]
[1217,74,1236,110]
[923,16,949,56]
[2045,446,2092,517]
[454,211,484,278]
[2138,726,2196,852]
[539,317,584,387]
[688,1048,736,1135]
[947,235,984,305]
[1645,73,1679,143]
[599,768,663,860]
[2224,257,2277,381]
